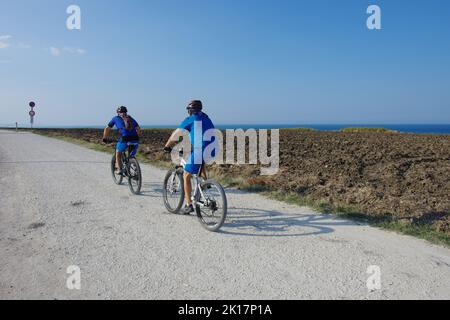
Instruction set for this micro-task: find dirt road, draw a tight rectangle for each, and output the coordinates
[0,130,449,299]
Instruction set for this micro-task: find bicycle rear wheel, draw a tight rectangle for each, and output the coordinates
[128,158,142,194]
[111,155,123,185]
[195,179,227,232]
[163,168,184,213]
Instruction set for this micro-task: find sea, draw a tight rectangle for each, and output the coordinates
[212,124,450,134]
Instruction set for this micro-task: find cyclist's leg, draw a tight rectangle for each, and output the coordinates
[116,141,127,171]
[183,171,193,205]
[183,152,202,206]
[116,151,121,169]
[179,170,195,214]
[129,141,139,158]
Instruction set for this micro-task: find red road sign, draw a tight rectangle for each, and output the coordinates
[29,110,36,117]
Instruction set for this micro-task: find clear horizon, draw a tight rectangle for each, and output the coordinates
[3,123,450,134]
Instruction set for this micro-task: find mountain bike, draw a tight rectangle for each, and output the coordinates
[107,140,142,195]
[162,149,227,232]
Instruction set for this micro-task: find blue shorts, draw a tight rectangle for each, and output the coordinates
[116,140,139,158]
[183,150,204,175]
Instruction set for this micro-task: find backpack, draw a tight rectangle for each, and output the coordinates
[119,114,134,131]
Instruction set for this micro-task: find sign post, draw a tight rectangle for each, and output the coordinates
[29,101,36,128]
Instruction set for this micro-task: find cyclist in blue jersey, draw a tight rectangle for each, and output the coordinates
[164,100,216,214]
[103,106,141,175]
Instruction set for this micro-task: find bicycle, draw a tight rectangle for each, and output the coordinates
[162,149,227,232]
[107,139,142,195]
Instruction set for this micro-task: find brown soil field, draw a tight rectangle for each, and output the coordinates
[34,128,450,234]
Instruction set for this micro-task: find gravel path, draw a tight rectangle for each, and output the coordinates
[0,130,449,299]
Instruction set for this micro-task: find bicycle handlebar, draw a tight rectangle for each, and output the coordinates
[103,138,117,144]
[163,147,184,157]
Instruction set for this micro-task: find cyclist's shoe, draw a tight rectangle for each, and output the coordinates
[115,168,125,176]
[180,204,194,215]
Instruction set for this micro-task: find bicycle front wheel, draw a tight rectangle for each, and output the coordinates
[128,158,142,194]
[195,179,227,232]
[163,168,185,214]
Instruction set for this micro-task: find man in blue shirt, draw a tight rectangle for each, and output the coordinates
[103,106,141,175]
[164,100,216,214]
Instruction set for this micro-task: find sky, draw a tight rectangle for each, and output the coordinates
[0,0,450,126]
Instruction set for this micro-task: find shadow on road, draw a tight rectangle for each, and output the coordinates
[220,206,359,237]
[139,183,359,237]
[139,182,165,198]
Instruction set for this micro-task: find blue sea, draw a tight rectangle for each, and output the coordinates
[5,124,450,134]
[213,124,450,134]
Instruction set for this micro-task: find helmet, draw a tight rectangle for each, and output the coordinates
[186,100,203,111]
[116,106,128,114]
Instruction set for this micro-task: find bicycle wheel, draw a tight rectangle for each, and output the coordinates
[195,179,227,232]
[163,168,184,213]
[128,158,142,194]
[111,154,123,185]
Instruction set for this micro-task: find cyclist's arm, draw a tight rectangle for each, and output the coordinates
[166,117,193,148]
[103,118,116,140]
[165,128,183,148]
[136,125,142,137]
[103,126,111,140]
[131,117,141,138]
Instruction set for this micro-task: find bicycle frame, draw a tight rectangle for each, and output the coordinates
[164,150,227,231]
[109,140,142,194]
[178,156,208,208]
[117,142,139,174]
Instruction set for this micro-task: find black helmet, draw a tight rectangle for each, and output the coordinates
[187,100,203,111]
[117,106,128,114]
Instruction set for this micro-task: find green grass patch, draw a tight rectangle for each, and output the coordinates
[375,220,450,247]
[33,131,172,169]
[42,134,113,153]
[209,174,244,188]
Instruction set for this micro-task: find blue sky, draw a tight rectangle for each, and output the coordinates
[1,0,450,126]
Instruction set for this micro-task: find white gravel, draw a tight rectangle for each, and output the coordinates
[0,130,449,300]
